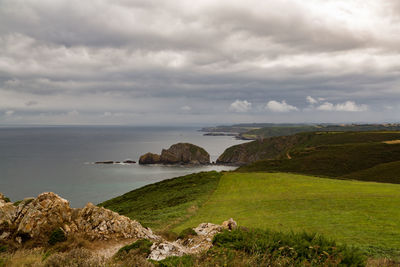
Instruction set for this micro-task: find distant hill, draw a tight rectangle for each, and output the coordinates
[201,123,400,140]
[218,131,400,183]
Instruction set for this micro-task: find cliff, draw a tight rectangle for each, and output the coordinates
[216,135,301,165]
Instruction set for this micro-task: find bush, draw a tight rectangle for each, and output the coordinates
[44,248,106,267]
[116,239,153,258]
[212,229,366,266]
[178,228,197,240]
[155,255,194,267]
[48,228,67,246]
[0,246,7,253]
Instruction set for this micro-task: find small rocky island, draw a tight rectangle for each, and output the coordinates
[139,143,210,165]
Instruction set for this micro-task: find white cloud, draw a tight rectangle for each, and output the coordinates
[265,100,298,112]
[5,110,14,116]
[229,100,252,113]
[317,102,335,111]
[67,110,79,116]
[180,105,192,111]
[317,101,367,112]
[306,96,318,104]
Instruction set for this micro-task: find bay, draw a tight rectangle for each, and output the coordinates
[0,126,247,207]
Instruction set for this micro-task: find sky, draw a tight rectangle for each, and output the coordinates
[1,0,400,126]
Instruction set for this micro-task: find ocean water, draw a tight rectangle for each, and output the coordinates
[0,126,247,207]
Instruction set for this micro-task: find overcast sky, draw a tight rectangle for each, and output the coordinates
[1,0,400,126]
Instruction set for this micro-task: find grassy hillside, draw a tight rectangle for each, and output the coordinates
[342,161,400,183]
[239,124,400,140]
[225,131,400,183]
[99,171,222,230]
[175,172,400,256]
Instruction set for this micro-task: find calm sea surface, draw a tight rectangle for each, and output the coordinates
[0,126,247,207]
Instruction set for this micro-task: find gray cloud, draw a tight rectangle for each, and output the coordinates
[0,0,399,125]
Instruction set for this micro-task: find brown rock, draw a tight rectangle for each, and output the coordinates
[14,192,72,239]
[222,218,237,230]
[139,153,161,164]
[160,143,210,164]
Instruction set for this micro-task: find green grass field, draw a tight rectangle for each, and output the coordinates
[175,172,400,256]
[100,171,222,230]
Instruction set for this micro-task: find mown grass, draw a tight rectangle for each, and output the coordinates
[175,172,400,257]
[99,171,222,230]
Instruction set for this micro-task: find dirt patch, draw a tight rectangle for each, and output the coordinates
[383,140,400,144]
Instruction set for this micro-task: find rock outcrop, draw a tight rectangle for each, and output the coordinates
[0,191,237,262]
[148,220,236,261]
[0,192,159,244]
[139,143,210,165]
[139,152,161,164]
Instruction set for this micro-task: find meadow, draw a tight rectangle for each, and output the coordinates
[173,172,400,257]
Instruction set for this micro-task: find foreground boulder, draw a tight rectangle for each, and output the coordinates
[139,143,210,165]
[0,192,159,244]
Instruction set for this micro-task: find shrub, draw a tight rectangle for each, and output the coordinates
[44,248,106,267]
[155,255,194,267]
[0,246,7,253]
[212,229,366,266]
[48,228,67,246]
[116,239,153,258]
[178,228,197,240]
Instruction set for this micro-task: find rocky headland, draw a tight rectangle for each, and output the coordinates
[139,143,210,165]
[0,192,236,261]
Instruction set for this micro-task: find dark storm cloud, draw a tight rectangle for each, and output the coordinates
[0,0,400,125]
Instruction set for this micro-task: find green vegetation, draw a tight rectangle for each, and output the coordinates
[240,125,317,139]
[176,172,400,257]
[177,228,197,240]
[203,123,400,140]
[342,161,400,183]
[99,171,222,230]
[213,229,365,266]
[157,229,365,266]
[240,124,400,139]
[227,131,400,183]
[116,239,153,258]
[48,228,67,246]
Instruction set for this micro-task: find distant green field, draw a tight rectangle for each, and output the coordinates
[175,172,400,256]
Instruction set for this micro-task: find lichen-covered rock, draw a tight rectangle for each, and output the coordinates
[148,241,187,261]
[139,152,161,164]
[74,202,159,241]
[14,192,72,239]
[0,192,160,244]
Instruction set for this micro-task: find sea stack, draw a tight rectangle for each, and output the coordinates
[139,143,210,165]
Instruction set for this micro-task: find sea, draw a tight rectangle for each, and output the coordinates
[0,126,247,207]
